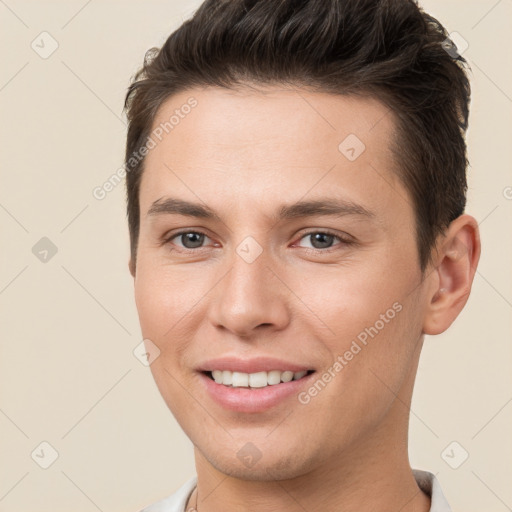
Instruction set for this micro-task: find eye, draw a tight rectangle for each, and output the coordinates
[168,230,212,250]
[164,229,353,254]
[295,230,352,251]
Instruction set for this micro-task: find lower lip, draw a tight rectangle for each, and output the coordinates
[200,372,315,413]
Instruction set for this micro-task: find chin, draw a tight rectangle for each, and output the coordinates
[202,444,319,482]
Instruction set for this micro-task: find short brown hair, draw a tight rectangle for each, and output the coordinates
[124,0,471,271]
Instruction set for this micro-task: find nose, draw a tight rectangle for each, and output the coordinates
[208,247,290,338]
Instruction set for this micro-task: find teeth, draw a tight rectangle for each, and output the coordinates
[248,371,267,388]
[281,370,294,383]
[232,371,249,387]
[222,370,232,385]
[209,369,310,387]
[267,370,281,385]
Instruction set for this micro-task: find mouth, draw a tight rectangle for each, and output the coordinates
[196,356,317,412]
[204,369,316,388]
[198,364,317,413]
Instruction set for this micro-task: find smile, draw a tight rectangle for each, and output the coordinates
[208,369,313,388]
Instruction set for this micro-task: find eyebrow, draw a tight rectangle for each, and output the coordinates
[146,197,375,221]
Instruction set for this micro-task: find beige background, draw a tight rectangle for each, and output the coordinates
[1,0,511,511]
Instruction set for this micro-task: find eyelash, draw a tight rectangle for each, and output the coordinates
[163,229,355,254]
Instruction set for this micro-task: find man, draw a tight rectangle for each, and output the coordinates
[124,0,480,510]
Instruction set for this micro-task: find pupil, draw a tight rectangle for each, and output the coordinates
[311,233,333,249]
[182,232,204,248]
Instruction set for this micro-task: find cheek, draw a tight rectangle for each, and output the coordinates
[134,259,191,345]
[133,255,218,372]
[292,257,415,339]
[293,255,423,391]
[133,262,199,417]
[134,269,171,337]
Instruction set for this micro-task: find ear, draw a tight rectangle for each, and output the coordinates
[128,258,136,278]
[423,214,481,335]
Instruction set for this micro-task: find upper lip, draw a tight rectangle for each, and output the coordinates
[196,356,313,374]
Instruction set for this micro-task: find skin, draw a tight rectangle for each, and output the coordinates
[130,85,480,512]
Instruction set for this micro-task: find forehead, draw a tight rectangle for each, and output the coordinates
[148,84,395,159]
[140,85,406,221]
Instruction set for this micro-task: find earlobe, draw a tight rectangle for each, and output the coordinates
[128,259,136,278]
[423,214,481,335]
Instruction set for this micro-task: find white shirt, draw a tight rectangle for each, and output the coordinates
[139,469,451,512]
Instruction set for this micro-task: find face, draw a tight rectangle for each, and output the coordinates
[133,86,432,480]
